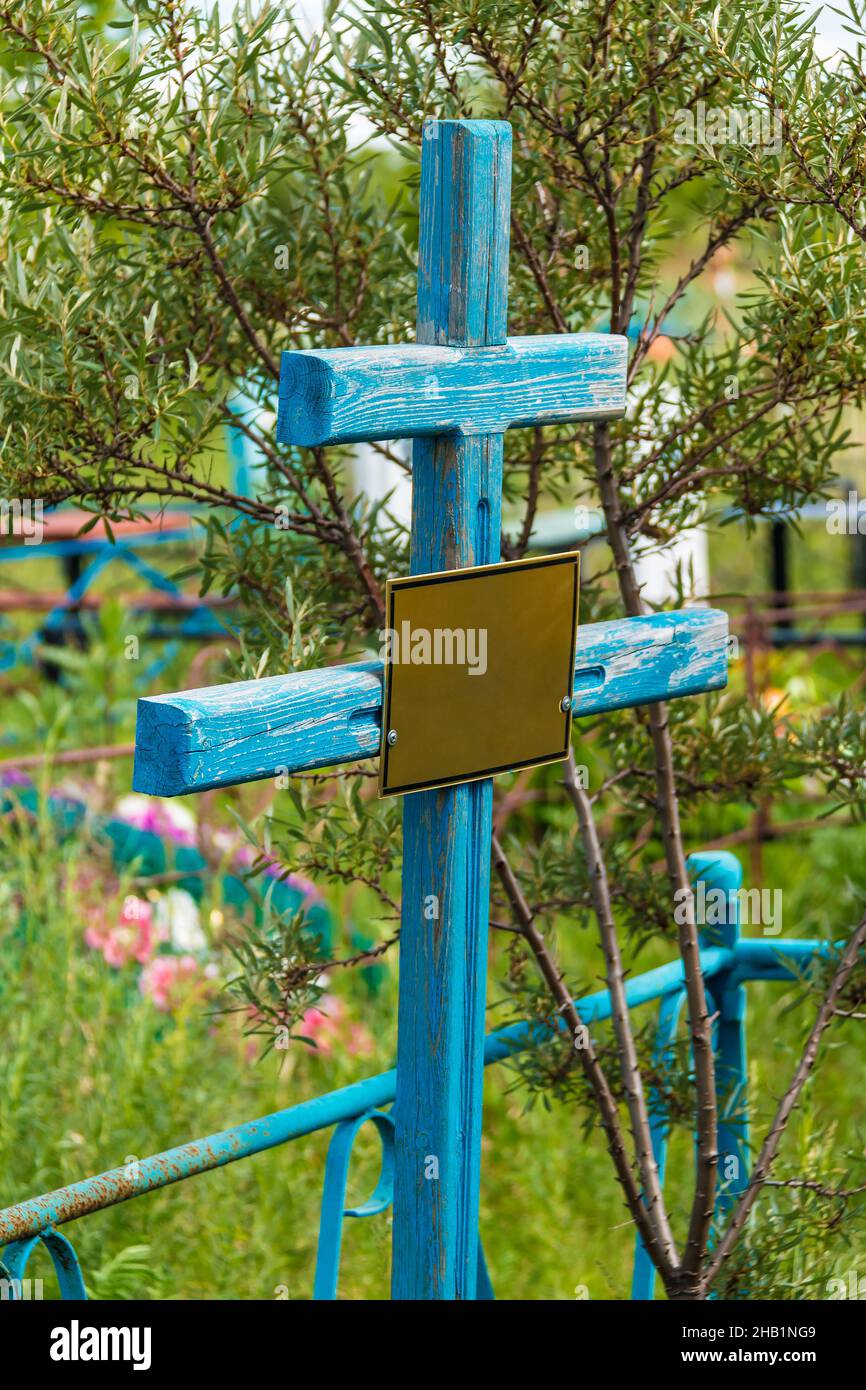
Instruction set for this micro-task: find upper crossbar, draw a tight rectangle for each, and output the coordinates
[277,334,628,446]
[132,608,728,796]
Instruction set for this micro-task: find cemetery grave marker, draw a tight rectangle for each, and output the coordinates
[128,118,730,1299]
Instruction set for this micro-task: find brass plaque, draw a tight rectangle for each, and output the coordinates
[379,552,579,797]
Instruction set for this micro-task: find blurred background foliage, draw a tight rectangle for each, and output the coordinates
[1,0,866,1298]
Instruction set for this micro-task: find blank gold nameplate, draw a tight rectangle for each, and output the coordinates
[379,552,579,797]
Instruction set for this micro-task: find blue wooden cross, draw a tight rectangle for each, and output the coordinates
[133,119,728,1300]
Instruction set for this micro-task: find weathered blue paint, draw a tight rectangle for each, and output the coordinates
[0,926,829,1298]
[131,608,728,797]
[133,658,384,797]
[391,118,513,1302]
[0,1068,398,1245]
[122,116,736,1300]
[277,335,627,446]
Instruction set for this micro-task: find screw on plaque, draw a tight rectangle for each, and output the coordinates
[387,729,398,746]
[560,696,572,713]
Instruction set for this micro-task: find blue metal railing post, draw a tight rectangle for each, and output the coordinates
[630,989,686,1300]
[631,850,748,1299]
[690,851,749,1222]
[313,1110,395,1300]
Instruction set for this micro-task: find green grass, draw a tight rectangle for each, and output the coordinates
[1,786,864,1301]
[0,586,864,1300]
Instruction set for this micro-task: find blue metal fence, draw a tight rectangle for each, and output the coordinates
[0,851,829,1300]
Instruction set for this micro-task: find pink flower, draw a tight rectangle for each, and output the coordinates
[139,954,205,1013]
[84,895,160,968]
[345,1022,375,1058]
[0,769,32,788]
[115,794,197,847]
[299,995,346,1055]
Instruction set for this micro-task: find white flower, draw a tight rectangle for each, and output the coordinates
[155,889,207,954]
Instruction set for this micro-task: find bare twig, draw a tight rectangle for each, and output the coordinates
[491,832,679,1284]
[563,750,678,1268]
[703,913,866,1289]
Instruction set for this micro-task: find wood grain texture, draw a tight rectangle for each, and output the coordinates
[276,335,628,446]
[391,118,512,1302]
[127,111,733,1304]
[131,609,729,796]
[416,120,511,349]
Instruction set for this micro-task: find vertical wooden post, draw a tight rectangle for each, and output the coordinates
[391,118,511,1300]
